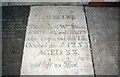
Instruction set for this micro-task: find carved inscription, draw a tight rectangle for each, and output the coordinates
[20,6,94,75]
[2,18,26,41]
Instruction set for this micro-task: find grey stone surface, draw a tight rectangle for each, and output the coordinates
[2,2,85,6]
[118,9,120,77]
[2,6,30,75]
[0,7,2,77]
[85,7,119,75]
[1,0,91,2]
[2,5,119,76]
[0,0,119,2]
[20,6,94,75]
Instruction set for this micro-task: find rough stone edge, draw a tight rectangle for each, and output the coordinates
[0,1,1,76]
[1,2,89,6]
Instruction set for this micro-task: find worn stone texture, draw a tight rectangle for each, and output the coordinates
[2,2,85,6]
[1,0,91,2]
[85,7,118,75]
[20,6,94,75]
[2,5,119,76]
[0,5,2,77]
[1,0,119,2]
[2,6,30,75]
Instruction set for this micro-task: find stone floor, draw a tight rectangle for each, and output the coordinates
[2,6,30,76]
[85,7,119,75]
[2,6,119,77]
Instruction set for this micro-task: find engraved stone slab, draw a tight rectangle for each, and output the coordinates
[20,6,94,75]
